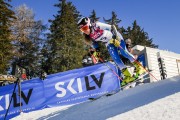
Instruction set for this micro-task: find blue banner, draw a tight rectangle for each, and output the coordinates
[0,62,120,119]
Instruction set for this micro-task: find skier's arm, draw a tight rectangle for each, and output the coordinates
[111,25,124,40]
[95,21,112,31]
[96,22,123,40]
[109,25,122,47]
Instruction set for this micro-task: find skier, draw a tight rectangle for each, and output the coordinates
[125,38,132,53]
[82,47,103,67]
[120,38,138,65]
[125,38,138,59]
[77,17,146,86]
[89,47,104,64]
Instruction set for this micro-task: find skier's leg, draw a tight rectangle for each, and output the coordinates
[107,44,135,86]
[119,40,146,77]
[107,44,126,70]
[118,40,135,62]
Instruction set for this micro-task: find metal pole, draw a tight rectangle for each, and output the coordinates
[4,78,19,120]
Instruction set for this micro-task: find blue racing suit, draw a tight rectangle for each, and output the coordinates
[90,21,135,70]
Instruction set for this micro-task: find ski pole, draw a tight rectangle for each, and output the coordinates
[111,24,158,81]
[91,54,123,81]
[4,78,19,120]
[118,45,158,81]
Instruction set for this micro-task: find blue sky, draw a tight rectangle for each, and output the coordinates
[11,0,180,54]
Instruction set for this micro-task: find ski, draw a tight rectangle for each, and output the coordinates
[88,90,119,101]
[121,73,150,90]
[88,97,101,101]
[88,73,151,101]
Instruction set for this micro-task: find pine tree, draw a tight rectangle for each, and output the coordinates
[89,10,100,22]
[47,0,85,73]
[122,20,158,48]
[103,11,121,31]
[0,0,15,74]
[103,12,158,48]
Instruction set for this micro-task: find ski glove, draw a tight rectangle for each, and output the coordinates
[109,39,120,47]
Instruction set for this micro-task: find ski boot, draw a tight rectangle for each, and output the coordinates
[121,68,135,87]
[132,62,146,79]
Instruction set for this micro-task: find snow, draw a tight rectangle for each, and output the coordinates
[11,75,180,120]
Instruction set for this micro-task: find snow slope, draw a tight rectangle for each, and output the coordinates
[12,75,180,120]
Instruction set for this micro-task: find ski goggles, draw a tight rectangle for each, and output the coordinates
[79,25,89,32]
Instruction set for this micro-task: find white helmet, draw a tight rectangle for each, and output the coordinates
[77,17,91,29]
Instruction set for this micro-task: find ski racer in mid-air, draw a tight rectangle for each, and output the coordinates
[77,17,146,86]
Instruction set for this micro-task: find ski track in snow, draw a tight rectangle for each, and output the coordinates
[11,75,180,120]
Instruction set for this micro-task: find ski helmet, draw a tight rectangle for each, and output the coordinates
[77,17,91,29]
